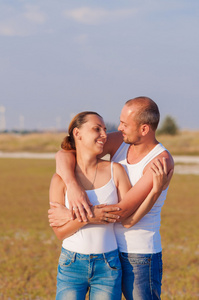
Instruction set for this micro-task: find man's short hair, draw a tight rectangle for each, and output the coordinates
[125,97,160,131]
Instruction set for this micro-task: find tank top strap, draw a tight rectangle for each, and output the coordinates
[110,161,114,179]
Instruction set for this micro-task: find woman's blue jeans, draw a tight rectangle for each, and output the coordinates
[56,247,122,300]
[120,252,163,300]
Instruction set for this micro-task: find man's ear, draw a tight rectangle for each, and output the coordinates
[140,124,150,136]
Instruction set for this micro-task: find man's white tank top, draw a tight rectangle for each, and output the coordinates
[62,162,118,254]
[112,142,169,254]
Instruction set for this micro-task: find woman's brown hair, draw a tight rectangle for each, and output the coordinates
[61,111,102,150]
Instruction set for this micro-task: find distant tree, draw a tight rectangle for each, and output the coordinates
[157,115,179,135]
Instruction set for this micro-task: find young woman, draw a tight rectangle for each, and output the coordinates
[49,111,168,300]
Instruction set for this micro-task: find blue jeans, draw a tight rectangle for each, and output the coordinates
[120,252,163,300]
[56,247,122,300]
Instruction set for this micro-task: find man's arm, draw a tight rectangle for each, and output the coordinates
[99,131,123,159]
[55,149,92,222]
[122,159,174,227]
[113,153,174,221]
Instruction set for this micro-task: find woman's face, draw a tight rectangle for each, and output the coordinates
[76,114,107,154]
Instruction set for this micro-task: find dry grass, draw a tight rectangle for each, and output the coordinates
[157,130,199,156]
[0,132,65,153]
[0,158,198,299]
[1,130,199,155]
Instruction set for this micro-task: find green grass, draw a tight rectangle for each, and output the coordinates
[0,158,198,299]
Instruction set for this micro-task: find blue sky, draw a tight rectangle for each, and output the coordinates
[0,0,199,131]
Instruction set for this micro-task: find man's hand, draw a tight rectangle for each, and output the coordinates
[87,204,121,224]
[55,150,93,222]
[48,202,72,227]
[67,181,93,222]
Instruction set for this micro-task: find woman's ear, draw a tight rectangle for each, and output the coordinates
[73,127,81,140]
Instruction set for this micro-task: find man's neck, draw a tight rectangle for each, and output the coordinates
[127,139,159,164]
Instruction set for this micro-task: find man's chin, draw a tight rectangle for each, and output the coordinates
[123,137,131,144]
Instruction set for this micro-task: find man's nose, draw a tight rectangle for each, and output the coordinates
[118,123,122,131]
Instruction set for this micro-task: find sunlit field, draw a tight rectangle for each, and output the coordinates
[0,130,199,155]
[0,158,198,299]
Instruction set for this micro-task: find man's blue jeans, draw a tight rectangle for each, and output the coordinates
[56,247,122,300]
[120,252,163,300]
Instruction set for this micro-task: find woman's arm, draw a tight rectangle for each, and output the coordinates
[49,173,86,240]
[49,173,120,240]
[112,162,132,203]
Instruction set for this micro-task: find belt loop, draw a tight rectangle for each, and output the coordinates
[103,253,107,263]
[72,252,76,262]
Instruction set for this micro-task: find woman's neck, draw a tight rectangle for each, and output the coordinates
[75,153,99,190]
[76,151,98,174]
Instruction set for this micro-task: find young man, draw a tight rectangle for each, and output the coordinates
[49,97,174,299]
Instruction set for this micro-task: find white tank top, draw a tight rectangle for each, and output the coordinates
[62,162,118,254]
[112,142,169,254]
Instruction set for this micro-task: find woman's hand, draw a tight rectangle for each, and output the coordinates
[87,204,121,224]
[150,157,174,193]
[48,202,72,227]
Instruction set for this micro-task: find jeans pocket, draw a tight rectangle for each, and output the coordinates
[120,252,151,265]
[129,256,151,265]
[58,249,75,268]
[106,255,121,271]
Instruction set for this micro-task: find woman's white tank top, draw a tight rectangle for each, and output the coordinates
[112,142,169,254]
[62,162,118,254]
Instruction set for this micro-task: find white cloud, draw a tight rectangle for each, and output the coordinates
[74,34,89,44]
[23,5,46,24]
[0,4,46,37]
[63,7,137,24]
[0,22,27,37]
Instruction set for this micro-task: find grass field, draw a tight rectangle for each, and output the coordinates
[0,158,199,299]
[1,130,199,155]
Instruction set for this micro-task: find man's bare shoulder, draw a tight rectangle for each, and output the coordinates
[142,145,174,175]
[158,150,174,167]
[144,149,174,174]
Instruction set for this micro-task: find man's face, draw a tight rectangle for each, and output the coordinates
[118,104,141,145]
